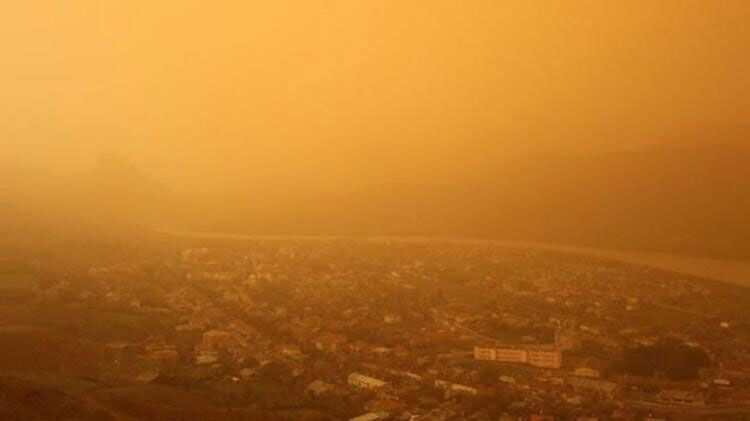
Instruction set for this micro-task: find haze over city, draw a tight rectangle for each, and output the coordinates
[1,1,750,420]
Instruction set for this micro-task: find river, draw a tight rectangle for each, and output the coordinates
[158,230,750,288]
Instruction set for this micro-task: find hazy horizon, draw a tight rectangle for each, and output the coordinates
[2,1,750,259]
[4,1,750,198]
[4,3,750,419]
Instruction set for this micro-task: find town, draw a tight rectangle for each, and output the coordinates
[2,233,750,420]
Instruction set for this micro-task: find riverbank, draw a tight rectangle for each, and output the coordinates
[157,229,750,288]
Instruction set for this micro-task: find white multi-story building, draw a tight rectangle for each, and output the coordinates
[573,367,601,378]
[528,349,563,369]
[496,348,530,364]
[474,346,562,369]
[435,380,478,395]
[474,347,497,361]
[348,373,388,390]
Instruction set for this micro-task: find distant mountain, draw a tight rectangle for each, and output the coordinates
[0,154,174,241]
[0,154,262,242]
[1,144,748,260]
[71,153,174,224]
[227,142,750,260]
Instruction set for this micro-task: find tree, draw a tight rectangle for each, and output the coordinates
[620,341,710,380]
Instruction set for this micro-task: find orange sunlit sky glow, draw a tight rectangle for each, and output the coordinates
[2,1,749,197]
[9,6,750,421]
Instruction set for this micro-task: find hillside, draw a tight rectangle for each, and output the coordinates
[1,144,748,260]
[236,142,750,260]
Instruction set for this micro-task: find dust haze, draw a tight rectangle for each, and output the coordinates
[1,3,750,419]
[3,1,749,257]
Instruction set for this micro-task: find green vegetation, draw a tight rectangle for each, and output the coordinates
[619,341,710,380]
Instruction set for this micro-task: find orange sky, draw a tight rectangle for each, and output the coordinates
[2,1,749,195]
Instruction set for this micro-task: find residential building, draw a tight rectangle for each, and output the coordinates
[348,372,388,390]
[528,349,563,369]
[474,346,562,369]
[658,389,706,406]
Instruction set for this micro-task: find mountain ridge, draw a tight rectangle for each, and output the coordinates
[1,143,748,260]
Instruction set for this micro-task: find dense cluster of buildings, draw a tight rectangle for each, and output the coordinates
[21,236,750,420]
